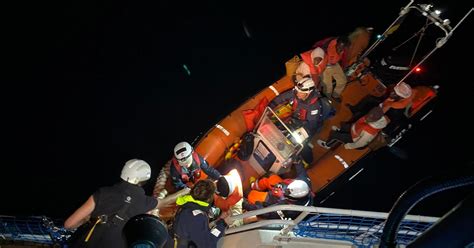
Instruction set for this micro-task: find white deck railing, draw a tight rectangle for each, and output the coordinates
[225,205,439,247]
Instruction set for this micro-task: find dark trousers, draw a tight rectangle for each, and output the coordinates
[383,108,408,136]
[350,95,384,121]
[326,122,353,147]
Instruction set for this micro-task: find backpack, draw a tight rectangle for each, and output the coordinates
[237,132,254,161]
[319,97,336,121]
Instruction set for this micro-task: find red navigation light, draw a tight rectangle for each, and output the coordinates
[415,67,422,73]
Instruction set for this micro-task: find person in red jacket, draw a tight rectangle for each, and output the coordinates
[317,106,388,150]
[321,36,350,102]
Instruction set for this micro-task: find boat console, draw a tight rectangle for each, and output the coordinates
[248,107,308,176]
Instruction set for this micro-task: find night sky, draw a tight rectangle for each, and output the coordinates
[3,0,473,220]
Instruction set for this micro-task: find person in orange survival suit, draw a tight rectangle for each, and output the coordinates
[243,161,314,219]
[213,169,244,227]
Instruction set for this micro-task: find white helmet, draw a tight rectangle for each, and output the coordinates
[174,142,194,168]
[295,78,315,93]
[286,180,310,198]
[121,159,151,185]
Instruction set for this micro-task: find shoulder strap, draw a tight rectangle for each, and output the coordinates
[110,192,133,225]
[309,96,318,104]
[172,158,183,174]
[192,151,201,166]
[291,95,299,111]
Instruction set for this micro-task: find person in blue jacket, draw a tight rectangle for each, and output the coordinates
[269,78,334,164]
[169,179,231,248]
[170,141,222,190]
[269,78,323,138]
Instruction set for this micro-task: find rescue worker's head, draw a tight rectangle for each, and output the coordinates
[336,36,350,54]
[366,106,384,123]
[295,78,315,101]
[191,179,216,204]
[174,141,194,168]
[391,81,412,99]
[215,176,236,198]
[121,159,151,185]
[285,180,310,198]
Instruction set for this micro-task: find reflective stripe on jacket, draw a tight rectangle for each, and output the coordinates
[292,95,319,121]
[351,116,382,139]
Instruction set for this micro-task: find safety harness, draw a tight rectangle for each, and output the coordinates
[292,95,319,121]
[172,152,202,184]
[70,192,133,246]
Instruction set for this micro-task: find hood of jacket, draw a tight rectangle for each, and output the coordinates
[176,195,210,207]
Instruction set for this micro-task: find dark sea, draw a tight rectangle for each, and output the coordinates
[3,0,473,220]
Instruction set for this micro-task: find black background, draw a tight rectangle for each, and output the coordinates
[3,0,473,219]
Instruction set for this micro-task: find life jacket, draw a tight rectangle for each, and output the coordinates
[300,49,328,76]
[292,94,319,121]
[327,38,343,65]
[410,88,434,112]
[172,152,202,184]
[351,116,383,139]
[247,190,269,205]
[312,37,334,50]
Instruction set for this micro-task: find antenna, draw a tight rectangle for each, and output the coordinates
[396,7,474,85]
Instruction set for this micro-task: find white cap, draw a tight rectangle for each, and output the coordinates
[311,47,325,60]
[120,159,151,185]
[394,82,412,99]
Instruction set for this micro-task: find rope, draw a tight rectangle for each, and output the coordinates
[84,218,102,242]
[153,161,171,199]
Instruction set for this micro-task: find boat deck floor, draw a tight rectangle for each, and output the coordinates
[235,74,385,194]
